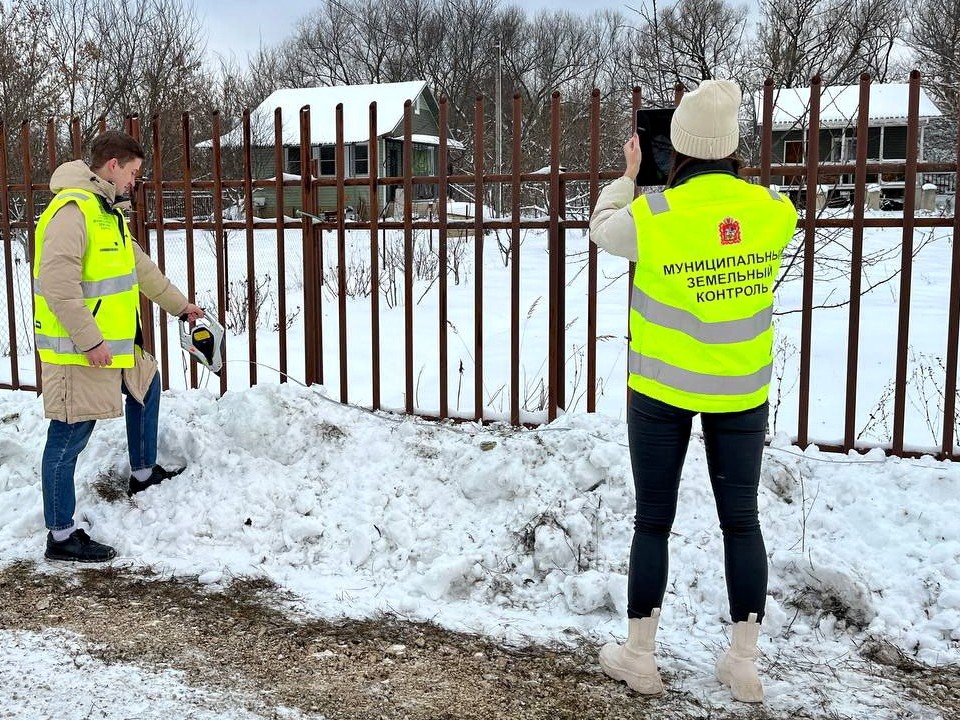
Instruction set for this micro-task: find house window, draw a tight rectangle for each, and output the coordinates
[843,136,857,162]
[286,146,301,175]
[831,136,843,162]
[353,144,369,176]
[412,144,434,176]
[784,140,804,164]
[318,145,336,176]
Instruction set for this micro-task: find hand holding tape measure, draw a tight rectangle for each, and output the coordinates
[179,307,225,375]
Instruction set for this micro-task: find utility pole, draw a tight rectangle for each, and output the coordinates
[495,42,503,217]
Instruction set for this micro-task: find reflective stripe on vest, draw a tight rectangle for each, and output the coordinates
[55,191,95,203]
[35,335,135,357]
[34,271,139,300]
[628,350,773,396]
[630,285,772,344]
[646,193,670,215]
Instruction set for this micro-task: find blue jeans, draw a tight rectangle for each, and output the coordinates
[626,390,769,623]
[41,371,160,530]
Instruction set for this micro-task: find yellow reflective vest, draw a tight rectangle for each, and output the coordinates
[33,189,139,368]
[628,173,797,413]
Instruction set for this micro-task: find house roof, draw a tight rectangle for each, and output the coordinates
[199,80,464,148]
[756,83,943,130]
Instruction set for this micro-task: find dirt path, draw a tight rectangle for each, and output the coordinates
[0,562,954,720]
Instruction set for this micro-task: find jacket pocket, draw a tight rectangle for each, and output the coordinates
[122,348,158,405]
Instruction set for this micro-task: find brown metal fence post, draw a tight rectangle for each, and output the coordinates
[438,98,450,420]
[126,116,155,356]
[150,116,171,390]
[70,118,81,159]
[548,91,561,422]
[45,119,57,174]
[555,93,567,412]
[22,122,40,391]
[942,99,960,457]
[0,122,19,390]
[797,75,822,448]
[510,93,523,425]
[403,100,414,415]
[180,112,198,389]
[368,102,381,409]
[587,88,600,414]
[273,108,289,384]
[299,105,321,386]
[844,75,871,452]
[210,112,228,394]
[242,109,257,386]
[760,80,773,188]
[473,96,485,421]
[335,103,348,402]
[892,71,922,455]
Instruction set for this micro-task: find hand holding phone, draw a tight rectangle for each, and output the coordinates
[623,133,642,181]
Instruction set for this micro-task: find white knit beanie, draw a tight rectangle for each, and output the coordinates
[670,79,742,160]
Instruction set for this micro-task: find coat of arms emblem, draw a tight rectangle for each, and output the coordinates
[719,217,742,245]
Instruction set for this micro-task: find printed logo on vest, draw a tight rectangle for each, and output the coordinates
[718,217,742,245]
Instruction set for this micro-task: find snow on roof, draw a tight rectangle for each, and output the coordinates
[409,134,465,150]
[756,83,943,130]
[199,81,461,148]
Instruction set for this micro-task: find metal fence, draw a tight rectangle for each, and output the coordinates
[2,72,959,460]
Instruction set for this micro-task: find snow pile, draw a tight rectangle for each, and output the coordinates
[1,381,957,717]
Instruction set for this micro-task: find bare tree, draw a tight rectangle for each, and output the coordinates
[280,0,411,86]
[908,0,960,118]
[0,0,59,178]
[44,0,209,175]
[622,0,751,105]
[754,0,906,88]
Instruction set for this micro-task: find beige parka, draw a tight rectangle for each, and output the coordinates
[37,160,189,422]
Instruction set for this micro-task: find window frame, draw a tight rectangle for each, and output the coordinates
[353,143,369,176]
[318,144,336,176]
[285,146,302,175]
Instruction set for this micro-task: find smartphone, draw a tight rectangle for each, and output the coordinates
[635,108,675,186]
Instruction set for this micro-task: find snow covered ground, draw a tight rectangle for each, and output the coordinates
[1,380,958,718]
[0,629,289,720]
[1,210,958,717]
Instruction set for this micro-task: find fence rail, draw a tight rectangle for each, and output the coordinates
[2,72,959,460]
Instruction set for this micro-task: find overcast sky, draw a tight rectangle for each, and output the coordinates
[195,0,632,60]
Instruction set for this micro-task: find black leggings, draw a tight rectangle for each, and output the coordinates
[626,390,768,623]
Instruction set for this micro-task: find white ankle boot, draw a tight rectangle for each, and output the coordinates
[716,612,764,702]
[599,607,663,694]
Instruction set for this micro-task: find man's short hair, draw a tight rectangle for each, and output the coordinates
[90,130,145,169]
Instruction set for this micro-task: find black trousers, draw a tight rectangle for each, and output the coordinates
[626,390,768,623]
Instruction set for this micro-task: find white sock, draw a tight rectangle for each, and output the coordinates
[51,525,76,542]
[132,467,153,482]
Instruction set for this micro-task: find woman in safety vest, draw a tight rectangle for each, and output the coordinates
[589,79,798,703]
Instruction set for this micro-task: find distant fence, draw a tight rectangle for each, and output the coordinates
[2,71,960,460]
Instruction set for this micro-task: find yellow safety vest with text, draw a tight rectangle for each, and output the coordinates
[33,189,139,368]
[628,173,797,413]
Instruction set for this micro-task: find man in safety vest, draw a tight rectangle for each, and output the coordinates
[589,80,797,702]
[33,130,204,562]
